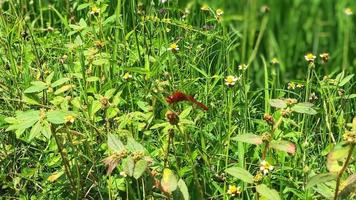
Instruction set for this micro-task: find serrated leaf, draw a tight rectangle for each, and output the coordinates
[51,78,70,88]
[104,88,116,99]
[127,137,146,152]
[225,166,254,183]
[46,110,68,124]
[29,121,42,141]
[24,84,47,93]
[108,133,124,152]
[291,103,317,115]
[306,173,337,189]
[232,133,263,145]
[270,140,296,154]
[179,107,192,119]
[256,184,281,200]
[123,157,135,177]
[90,100,102,116]
[54,84,74,95]
[92,58,109,66]
[161,168,178,193]
[269,99,287,109]
[133,159,148,179]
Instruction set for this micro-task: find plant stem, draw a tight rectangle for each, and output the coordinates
[333,144,355,200]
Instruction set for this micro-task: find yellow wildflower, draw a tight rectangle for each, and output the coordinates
[260,160,274,175]
[225,75,238,86]
[304,53,316,62]
[227,185,241,197]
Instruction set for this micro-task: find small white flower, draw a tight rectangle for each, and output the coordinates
[238,64,248,71]
[344,8,353,16]
[224,75,238,86]
[260,160,274,175]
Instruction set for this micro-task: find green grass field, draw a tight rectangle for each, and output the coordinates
[0,0,355,199]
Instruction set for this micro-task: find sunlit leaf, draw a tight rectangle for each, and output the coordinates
[177,179,190,200]
[232,133,263,145]
[225,166,254,183]
[269,99,287,109]
[161,168,178,193]
[306,173,337,189]
[47,171,64,182]
[291,102,317,115]
[133,159,148,179]
[123,156,134,177]
[108,133,125,152]
[270,140,296,154]
[256,184,280,200]
[51,78,70,88]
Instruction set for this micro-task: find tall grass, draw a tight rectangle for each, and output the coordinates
[0,0,355,199]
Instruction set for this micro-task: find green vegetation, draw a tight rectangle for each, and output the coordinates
[0,0,355,199]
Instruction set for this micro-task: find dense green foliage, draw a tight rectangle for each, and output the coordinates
[0,0,355,199]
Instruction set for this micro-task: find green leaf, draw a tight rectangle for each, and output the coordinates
[225,166,254,183]
[77,3,90,10]
[51,78,70,88]
[338,74,354,86]
[256,184,281,200]
[92,58,109,66]
[108,133,125,152]
[179,107,192,119]
[104,88,116,99]
[306,173,337,189]
[269,140,296,154]
[46,110,68,124]
[269,99,287,109]
[232,133,263,145]
[90,100,102,116]
[291,102,317,115]
[24,84,47,93]
[177,179,190,200]
[126,137,146,152]
[54,84,74,95]
[327,145,350,173]
[161,168,178,193]
[86,76,100,82]
[29,121,42,141]
[123,156,135,177]
[133,159,148,179]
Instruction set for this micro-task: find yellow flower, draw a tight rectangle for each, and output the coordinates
[238,64,248,71]
[225,75,238,86]
[90,6,100,15]
[271,57,279,65]
[287,82,296,90]
[296,83,304,88]
[260,160,274,175]
[216,9,224,16]
[201,4,209,11]
[123,72,132,80]
[227,185,241,197]
[64,115,75,124]
[304,53,316,62]
[168,43,179,52]
[344,8,353,16]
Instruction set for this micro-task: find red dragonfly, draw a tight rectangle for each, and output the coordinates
[166,91,208,111]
